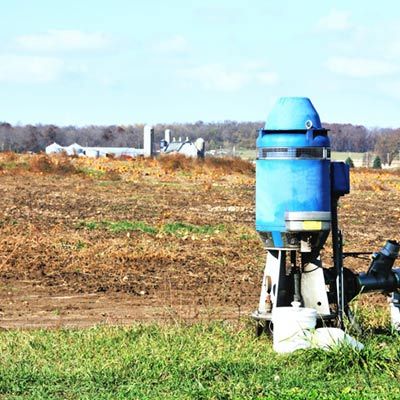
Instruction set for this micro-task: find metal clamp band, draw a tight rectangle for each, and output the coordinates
[257,147,331,160]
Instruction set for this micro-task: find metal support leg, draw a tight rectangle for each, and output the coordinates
[331,196,345,329]
[257,250,281,313]
[258,257,270,314]
[301,254,330,315]
[253,251,281,336]
[336,230,345,329]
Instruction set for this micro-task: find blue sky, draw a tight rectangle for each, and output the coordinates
[1,0,400,127]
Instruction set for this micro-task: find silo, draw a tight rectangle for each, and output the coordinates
[143,125,154,157]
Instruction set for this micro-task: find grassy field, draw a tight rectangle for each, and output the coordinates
[235,148,257,160]
[331,152,365,162]
[1,322,400,400]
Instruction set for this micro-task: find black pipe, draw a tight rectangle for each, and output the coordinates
[353,241,400,295]
[367,240,399,276]
[358,269,400,293]
[324,242,400,305]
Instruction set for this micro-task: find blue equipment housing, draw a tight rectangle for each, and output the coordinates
[256,97,340,250]
[252,97,400,336]
[331,161,350,197]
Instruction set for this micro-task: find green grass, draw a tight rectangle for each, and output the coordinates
[235,149,257,160]
[78,220,225,236]
[162,222,225,236]
[0,323,399,399]
[78,220,157,234]
[0,160,29,170]
[76,167,106,179]
[331,152,366,161]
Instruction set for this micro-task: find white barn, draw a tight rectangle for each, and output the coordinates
[45,142,144,158]
[45,142,64,155]
[162,137,205,158]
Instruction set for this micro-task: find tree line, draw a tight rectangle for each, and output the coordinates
[0,121,399,163]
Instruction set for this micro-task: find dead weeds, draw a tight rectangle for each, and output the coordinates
[0,154,399,325]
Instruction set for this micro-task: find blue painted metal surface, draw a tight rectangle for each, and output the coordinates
[265,97,322,130]
[331,162,350,197]
[256,97,331,247]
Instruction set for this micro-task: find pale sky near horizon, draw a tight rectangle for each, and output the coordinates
[1,0,400,128]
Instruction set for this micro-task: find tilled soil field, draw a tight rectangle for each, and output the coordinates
[0,154,399,328]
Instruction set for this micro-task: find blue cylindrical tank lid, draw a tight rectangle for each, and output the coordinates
[265,97,322,130]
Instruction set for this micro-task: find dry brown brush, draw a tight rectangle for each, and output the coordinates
[157,154,254,176]
[28,153,77,174]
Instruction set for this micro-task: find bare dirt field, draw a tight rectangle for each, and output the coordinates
[0,153,399,328]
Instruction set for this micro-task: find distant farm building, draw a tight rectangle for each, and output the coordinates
[45,126,205,159]
[45,142,144,158]
[161,136,205,158]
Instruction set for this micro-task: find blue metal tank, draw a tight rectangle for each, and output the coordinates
[256,97,331,250]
